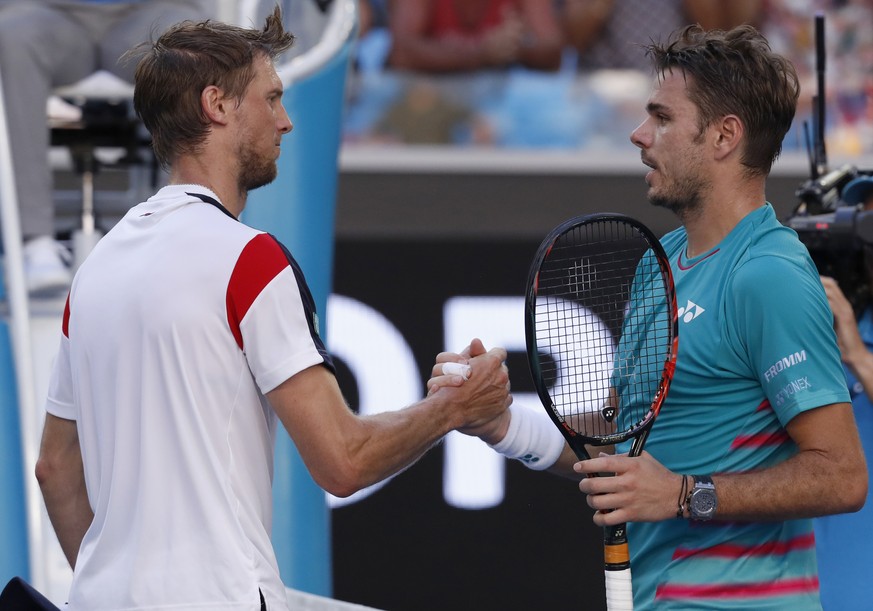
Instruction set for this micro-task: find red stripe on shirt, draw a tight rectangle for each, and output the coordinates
[62,293,71,338]
[226,233,288,349]
[731,429,790,449]
[656,576,819,600]
[730,400,785,448]
[672,532,815,560]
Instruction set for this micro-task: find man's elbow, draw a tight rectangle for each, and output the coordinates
[838,459,869,514]
[841,484,867,514]
[35,442,81,494]
[316,476,364,500]
[35,453,62,491]
[310,460,370,499]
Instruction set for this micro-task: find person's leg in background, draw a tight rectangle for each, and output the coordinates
[0,0,215,295]
[0,2,97,294]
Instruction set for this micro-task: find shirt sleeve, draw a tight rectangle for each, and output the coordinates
[45,334,76,420]
[725,253,850,425]
[45,293,76,419]
[226,233,335,394]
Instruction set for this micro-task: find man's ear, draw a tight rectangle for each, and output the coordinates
[201,85,230,125]
[713,114,743,161]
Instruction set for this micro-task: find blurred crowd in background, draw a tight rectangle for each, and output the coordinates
[342,0,873,155]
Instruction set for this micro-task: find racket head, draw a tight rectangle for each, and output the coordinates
[524,213,678,458]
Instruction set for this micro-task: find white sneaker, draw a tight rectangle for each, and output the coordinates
[23,236,72,295]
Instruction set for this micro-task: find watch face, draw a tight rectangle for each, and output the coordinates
[691,488,717,519]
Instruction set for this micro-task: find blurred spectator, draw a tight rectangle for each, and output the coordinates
[563,0,763,71]
[353,0,391,72]
[386,0,564,73]
[759,0,873,157]
[343,0,873,155]
[0,0,214,295]
[372,79,487,144]
[358,0,380,37]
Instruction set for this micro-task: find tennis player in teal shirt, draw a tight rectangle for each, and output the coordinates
[447,23,869,611]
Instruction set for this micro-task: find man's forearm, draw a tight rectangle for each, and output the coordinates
[712,404,866,521]
[41,480,93,568]
[36,414,93,568]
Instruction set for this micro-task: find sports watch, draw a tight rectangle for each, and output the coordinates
[688,475,717,521]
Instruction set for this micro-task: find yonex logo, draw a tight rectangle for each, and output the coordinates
[519,454,540,465]
[678,300,705,323]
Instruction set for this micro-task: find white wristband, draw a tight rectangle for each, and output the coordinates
[488,404,564,470]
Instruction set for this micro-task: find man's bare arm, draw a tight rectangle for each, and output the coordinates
[35,414,93,568]
[576,403,867,525]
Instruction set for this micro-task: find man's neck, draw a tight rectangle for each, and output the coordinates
[682,181,766,258]
[168,161,245,218]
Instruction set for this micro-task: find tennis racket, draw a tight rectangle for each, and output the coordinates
[524,213,678,611]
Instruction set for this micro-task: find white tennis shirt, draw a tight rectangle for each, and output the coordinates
[45,185,332,610]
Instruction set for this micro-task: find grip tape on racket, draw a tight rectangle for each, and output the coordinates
[605,568,634,611]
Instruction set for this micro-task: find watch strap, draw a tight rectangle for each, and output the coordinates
[693,475,714,488]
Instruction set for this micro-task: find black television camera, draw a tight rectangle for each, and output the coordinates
[787,167,873,314]
[782,13,873,315]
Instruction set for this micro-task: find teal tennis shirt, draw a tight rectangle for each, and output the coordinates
[618,203,849,610]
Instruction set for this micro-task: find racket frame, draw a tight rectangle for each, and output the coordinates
[523,213,679,610]
[524,212,677,457]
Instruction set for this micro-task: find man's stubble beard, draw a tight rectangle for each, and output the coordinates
[648,170,709,223]
[237,140,279,194]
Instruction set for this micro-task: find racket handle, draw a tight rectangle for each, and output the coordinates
[604,567,634,611]
[604,523,633,610]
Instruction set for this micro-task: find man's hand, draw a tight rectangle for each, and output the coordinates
[575,451,680,526]
[427,338,512,443]
[821,276,866,365]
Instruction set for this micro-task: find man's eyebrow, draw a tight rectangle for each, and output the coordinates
[646,102,668,114]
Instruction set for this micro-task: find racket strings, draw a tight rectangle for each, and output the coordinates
[533,220,672,442]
